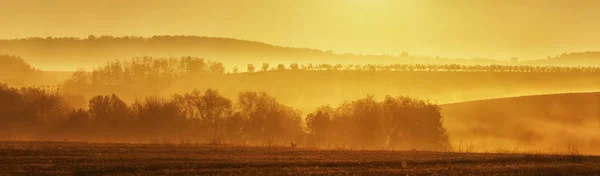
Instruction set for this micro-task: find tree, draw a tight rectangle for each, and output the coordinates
[67,109,91,130]
[209,62,225,74]
[305,106,332,145]
[237,91,303,143]
[196,89,233,142]
[290,63,300,71]
[383,95,449,149]
[247,64,255,73]
[276,64,286,71]
[88,94,130,129]
[130,96,185,133]
[261,63,270,72]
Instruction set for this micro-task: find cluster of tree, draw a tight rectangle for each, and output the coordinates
[249,63,600,73]
[305,96,449,149]
[62,56,224,100]
[0,83,449,150]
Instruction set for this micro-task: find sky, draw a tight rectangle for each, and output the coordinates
[1,0,600,60]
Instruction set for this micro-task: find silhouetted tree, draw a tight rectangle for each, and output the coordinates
[237,91,303,143]
[305,106,332,145]
[196,89,232,142]
[88,94,130,130]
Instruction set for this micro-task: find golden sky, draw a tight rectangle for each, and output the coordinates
[1,0,600,59]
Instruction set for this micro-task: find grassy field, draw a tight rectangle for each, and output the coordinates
[1,141,599,175]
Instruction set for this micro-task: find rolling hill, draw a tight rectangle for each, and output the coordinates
[441,92,600,154]
[0,36,506,71]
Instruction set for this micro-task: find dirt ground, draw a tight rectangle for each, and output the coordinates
[0,141,599,175]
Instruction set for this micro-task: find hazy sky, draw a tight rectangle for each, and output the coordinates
[1,0,600,59]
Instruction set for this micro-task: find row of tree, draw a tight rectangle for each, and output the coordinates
[62,57,600,97]
[59,57,600,108]
[249,63,600,73]
[0,83,449,149]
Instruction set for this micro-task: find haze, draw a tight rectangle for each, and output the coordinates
[2,0,600,59]
[4,1,600,174]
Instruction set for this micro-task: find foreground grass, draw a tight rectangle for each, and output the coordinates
[0,141,599,175]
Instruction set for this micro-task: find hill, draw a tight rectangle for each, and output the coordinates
[441,92,600,154]
[527,51,600,66]
[0,36,505,71]
[0,55,74,87]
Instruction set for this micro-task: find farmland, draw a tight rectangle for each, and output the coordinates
[1,141,599,175]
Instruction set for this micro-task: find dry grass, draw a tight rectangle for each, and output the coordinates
[0,141,599,175]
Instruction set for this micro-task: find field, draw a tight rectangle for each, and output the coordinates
[441,92,600,154]
[1,141,599,175]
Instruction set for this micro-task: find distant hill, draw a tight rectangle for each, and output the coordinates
[0,36,505,71]
[0,55,75,87]
[526,51,600,66]
[0,55,42,86]
[441,92,600,154]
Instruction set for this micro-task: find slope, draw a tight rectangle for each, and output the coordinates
[441,92,600,154]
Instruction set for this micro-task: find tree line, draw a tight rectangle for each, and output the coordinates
[0,83,449,150]
[250,63,600,73]
[57,56,600,111]
[62,57,600,96]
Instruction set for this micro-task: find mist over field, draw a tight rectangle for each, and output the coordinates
[2,0,600,174]
[3,45,600,154]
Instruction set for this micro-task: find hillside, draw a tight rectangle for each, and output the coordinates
[0,36,505,71]
[441,92,600,154]
[527,51,600,66]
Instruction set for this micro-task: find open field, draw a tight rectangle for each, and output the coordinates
[1,141,599,175]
